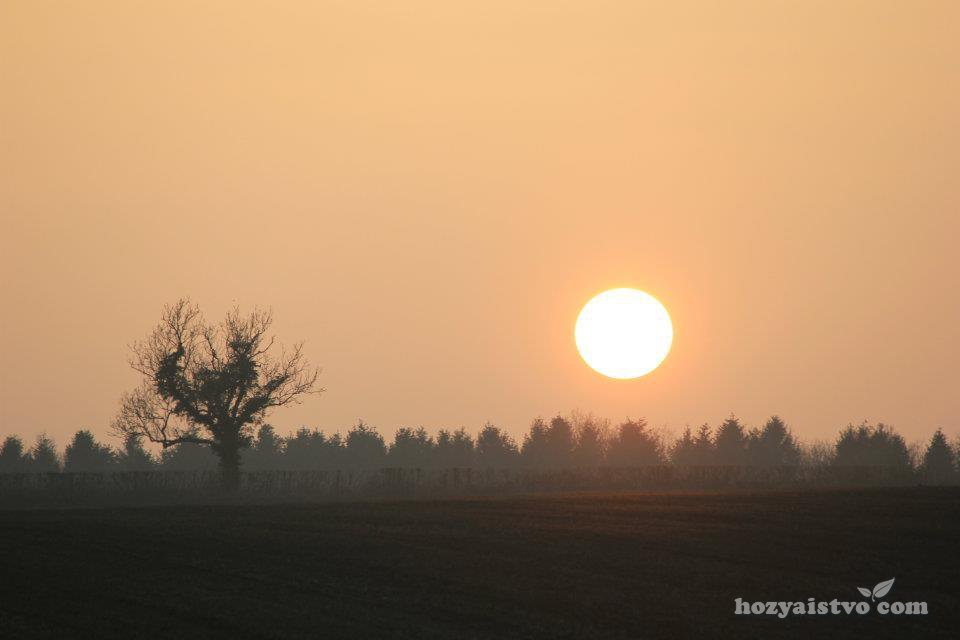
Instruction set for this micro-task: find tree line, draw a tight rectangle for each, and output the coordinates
[6,300,956,488]
[1,415,957,482]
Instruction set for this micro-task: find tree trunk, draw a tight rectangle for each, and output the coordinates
[218,443,242,492]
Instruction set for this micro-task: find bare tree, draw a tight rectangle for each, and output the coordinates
[113,299,320,489]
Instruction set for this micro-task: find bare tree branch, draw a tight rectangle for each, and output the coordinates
[114,298,322,488]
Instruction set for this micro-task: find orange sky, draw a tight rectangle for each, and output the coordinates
[2,1,958,447]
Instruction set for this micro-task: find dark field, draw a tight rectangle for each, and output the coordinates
[1,488,957,639]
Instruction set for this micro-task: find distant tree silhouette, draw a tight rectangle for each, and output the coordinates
[921,429,956,483]
[345,421,386,468]
[746,416,801,466]
[714,415,748,465]
[436,428,475,468]
[322,432,346,468]
[521,416,578,468]
[544,415,576,467]
[692,424,715,464]
[955,435,960,474]
[833,422,910,468]
[573,415,606,467]
[607,419,663,466]
[670,427,697,465]
[476,423,519,469]
[906,440,926,470]
[64,430,116,472]
[521,418,550,467]
[243,424,285,471]
[28,434,61,473]
[117,433,155,471]
[388,427,435,468]
[0,436,28,473]
[799,440,835,468]
[13,409,951,483]
[160,429,219,471]
[113,299,320,490]
[283,428,344,470]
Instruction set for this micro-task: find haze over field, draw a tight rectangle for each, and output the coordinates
[2,1,959,446]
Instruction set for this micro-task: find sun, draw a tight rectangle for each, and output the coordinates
[575,288,673,379]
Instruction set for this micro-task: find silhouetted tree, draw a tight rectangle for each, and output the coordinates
[921,429,955,483]
[714,415,748,465]
[113,299,320,490]
[800,440,835,468]
[545,415,576,467]
[573,415,606,467]
[436,428,475,468]
[746,416,801,466]
[28,434,60,473]
[476,423,519,469]
[320,432,346,469]
[160,428,220,470]
[521,418,551,467]
[906,440,924,469]
[388,427,435,468]
[117,433,155,471]
[607,419,663,466]
[283,427,323,469]
[955,435,960,474]
[345,421,386,468]
[64,430,116,472]
[670,427,697,465]
[0,436,28,473]
[243,424,285,470]
[833,422,910,468]
[522,416,579,467]
[692,424,714,464]
[283,428,344,470]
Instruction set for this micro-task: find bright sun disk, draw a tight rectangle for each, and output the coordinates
[575,288,673,379]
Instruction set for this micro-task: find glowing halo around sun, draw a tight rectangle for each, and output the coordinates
[575,288,673,379]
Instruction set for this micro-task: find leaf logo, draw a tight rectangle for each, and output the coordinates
[858,578,895,601]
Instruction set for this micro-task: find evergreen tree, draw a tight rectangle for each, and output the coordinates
[321,433,345,468]
[476,423,519,469]
[573,416,606,467]
[521,418,551,468]
[117,433,155,471]
[692,424,714,464]
[833,422,910,468]
[544,415,576,467]
[436,428,475,468]
[670,427,697,465]
[64,430,117,472]
[244,424,285,470]
[344,421,386,468]
[28,434,60,473]
[921,429,955,483]
[0,435,28,473]
[606,418,663,466]
[746,416,801,466]
[283,427,324,470]
[388,427,435,468]
[955,435,960,475]
[714,415,748,465]
[283,428,344,470]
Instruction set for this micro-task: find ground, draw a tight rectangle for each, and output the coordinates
[0,488,957,638]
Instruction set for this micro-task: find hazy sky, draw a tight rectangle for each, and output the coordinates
[2,1,958,447]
